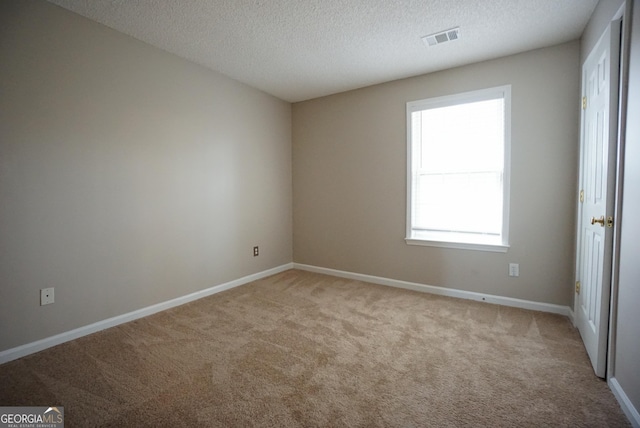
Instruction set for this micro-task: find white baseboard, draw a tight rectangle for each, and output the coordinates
[0,263,293,365]
[293,263,572,317]
[0,262,573,365]
[610,377,640,427]
[567,307,575,325]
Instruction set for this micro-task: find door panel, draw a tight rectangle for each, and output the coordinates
[575,20,620,378]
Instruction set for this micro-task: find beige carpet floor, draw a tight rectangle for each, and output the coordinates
[0,269,630,427]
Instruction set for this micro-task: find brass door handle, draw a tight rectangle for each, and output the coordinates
[591,216,605,226]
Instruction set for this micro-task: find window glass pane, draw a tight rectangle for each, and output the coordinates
[419,99,504,173]
[414,172,502,234]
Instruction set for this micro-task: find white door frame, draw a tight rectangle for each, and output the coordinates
[606,1,632,382]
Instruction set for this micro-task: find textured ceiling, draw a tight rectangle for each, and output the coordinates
[47,0,598,102]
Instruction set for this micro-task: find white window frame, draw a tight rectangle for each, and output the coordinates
[405,85,511,252]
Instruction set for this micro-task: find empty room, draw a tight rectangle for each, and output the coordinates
[1,0,639,426]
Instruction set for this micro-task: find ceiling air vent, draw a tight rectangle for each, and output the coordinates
[422,27,460,47]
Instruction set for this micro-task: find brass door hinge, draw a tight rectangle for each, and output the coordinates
[582,96,587,110]
[576,281,581,294]
[579,190,584,203]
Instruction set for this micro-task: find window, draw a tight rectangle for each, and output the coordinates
[406,86,511,252]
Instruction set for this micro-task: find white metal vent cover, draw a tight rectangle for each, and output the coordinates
[422,27,460,47]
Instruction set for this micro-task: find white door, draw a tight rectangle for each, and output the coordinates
[575,20,621,378]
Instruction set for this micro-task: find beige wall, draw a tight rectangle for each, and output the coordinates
[615,1,640,410]
[0,0,292,352]
[293,41,580,306]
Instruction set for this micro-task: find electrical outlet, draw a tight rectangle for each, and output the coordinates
[509,263,520,277]
[253,246,259,257]
[41,287,55,305]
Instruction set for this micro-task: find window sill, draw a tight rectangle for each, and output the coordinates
[405,235,509,253]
